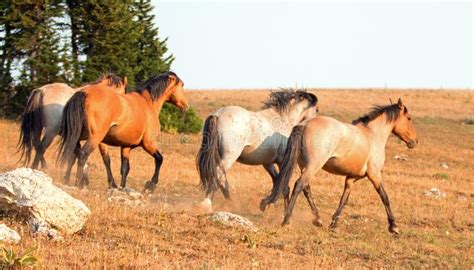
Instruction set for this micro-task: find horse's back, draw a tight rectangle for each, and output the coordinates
[37,83,76,130]
[303,116,371,176]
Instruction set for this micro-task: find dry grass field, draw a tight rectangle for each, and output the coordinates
[0,89,473,268]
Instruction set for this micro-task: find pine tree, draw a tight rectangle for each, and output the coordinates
[132,0,174,84]
[0,0,64,115]
[74,0,140,89]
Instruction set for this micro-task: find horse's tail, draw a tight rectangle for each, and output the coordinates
[57,91,86,165]
[196,115,226,197]
[267,125,306,204]
[18,88,44,165]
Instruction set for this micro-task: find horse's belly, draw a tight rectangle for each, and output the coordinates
[323,157,366,177]
[237,146,277,165]
[102,126,142,146]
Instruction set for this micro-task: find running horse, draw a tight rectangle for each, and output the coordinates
[18,74,127,179]
[196,89,318,210]
[260,98,418,234]
[58,72,189,193]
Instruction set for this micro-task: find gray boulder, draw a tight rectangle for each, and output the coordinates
[0,168,91,235]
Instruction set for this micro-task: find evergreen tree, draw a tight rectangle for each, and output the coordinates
[74,0,140,89]
[0,0,64,115]
[132,0,173,84]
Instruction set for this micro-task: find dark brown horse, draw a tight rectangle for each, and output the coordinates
[261,98,418,234]
[58,72,189,192]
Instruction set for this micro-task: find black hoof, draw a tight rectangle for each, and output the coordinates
[144,181,156,193]
[312,218,323,227]
[389,225,400,234]
[259,199,269,212]
[329,221,338,230]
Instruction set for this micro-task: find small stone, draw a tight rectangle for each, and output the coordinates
[208,212,258,232]
[0,224,21,244]
[394,155,408,161]
[440,163,449,169]
[423,187,446,198]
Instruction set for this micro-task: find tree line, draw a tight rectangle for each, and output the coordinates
[0,0,201,133]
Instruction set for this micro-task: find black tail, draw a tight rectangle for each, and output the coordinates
[57,91,86,165]
[196,115,226,197]
[18,89,44,165]
[267,125,306,204]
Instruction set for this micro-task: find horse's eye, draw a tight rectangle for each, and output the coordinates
[407,116,412,121]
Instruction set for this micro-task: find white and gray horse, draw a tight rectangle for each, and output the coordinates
[196,89,319,209]
[18,74,126,183]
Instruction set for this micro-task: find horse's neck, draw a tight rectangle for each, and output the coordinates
[142,91,168,116]
[366,115,395,146]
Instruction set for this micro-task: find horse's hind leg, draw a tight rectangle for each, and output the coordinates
[76,140,98,187]
[367,173,399,234]
[64,142,80,184]
[120,147,131,189]
[98,143,117,189]
[329,177,355,230]
[282,166,316,226]
[31,129,55,170]
[303,184,323,227]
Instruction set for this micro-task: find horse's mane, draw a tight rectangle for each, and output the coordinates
[136,71,181,101]
[82,73,123,88]
[262,88,318,114]
[352,104,407,126]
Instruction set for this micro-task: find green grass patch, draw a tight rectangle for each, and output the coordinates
[433,173,449,180]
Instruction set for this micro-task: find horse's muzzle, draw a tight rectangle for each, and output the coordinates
[407,139,418,149]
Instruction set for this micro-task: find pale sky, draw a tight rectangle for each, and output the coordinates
[153,1,472,89]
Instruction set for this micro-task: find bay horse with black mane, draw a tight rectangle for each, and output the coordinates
[260,98,418,234]
[58,72,189,193]
[18,74,127,179]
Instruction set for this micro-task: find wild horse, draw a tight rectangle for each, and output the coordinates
[58,72,189,192]
[261,98,418,234]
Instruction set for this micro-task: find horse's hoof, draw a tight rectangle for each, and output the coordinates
[312,218,323,227]
[259,199,268,212]
[389,225,400,234]
[143,181,156,193]
[328,221,338,230]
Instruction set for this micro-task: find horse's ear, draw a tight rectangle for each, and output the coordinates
[122,76,128,87]
[397,98,403,109]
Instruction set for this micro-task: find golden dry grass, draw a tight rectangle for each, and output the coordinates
[0,89,473,268]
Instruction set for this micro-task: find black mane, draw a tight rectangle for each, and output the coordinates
[352,104,406,126]
[136,71,181,101]
[262,88,318,113]
[81,73,123,88]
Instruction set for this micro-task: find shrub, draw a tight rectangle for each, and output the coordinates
[1,242,38,267]
[464,117,474,125]
[159,103,202,134]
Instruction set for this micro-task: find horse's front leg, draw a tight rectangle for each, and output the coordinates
[368,172,399,234]
[260,163,279,211]
[142,139,163,193]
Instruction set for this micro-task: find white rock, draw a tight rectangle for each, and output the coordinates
[208,212,258,232]
[108,187,145,206]
[0,168,91,235]
[423,187,446,198]
[0,224,21,244]
[440,163,449,169]
[394,155,408,161]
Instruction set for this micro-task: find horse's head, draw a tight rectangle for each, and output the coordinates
[392,98,418,149]
[298,92,319,122]
[166,74,189,112]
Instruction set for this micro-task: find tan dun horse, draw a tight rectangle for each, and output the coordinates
[58,72,189,193]
[261,98,418,234]
[18,74,127,178]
